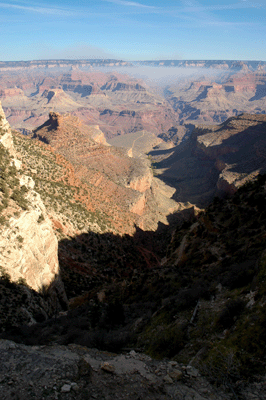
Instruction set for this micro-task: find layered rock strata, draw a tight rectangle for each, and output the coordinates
[32,112,180,228]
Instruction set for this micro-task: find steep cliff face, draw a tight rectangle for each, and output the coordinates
[0,190,59,292]
[0,102,67,315]
[195,113,266,193]
[0,103,15,156]
[128,170,153,193]
[98,106,177,139]
[151,113,266,208]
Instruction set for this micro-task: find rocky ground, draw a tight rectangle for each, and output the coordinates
[1,338,258,400]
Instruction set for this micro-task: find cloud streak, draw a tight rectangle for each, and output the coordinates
[103,0,159,9]
[0,0,159,18]
[1,1,263,20]
[0,0,263,34]
[162,0,264,30]
[179,3,264,12]
[0,2,75,16]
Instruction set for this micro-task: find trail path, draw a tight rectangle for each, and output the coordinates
[130,131,146,157]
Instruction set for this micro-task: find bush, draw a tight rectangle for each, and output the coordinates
[11,189,29,210]
[103,300,125,327]
[17,277,27,286]
[37,213,45,223]
[220,260,257,290]
[17,235,24,243]
[200,347,240,393]
[146,321,188,359]
[0,215,6,224]
[216,299,245,329]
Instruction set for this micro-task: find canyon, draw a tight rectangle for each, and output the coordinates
[1,59,266,399]
[150,113,266,207]
[166,71,266,125]
[0,68,177,138]
[0,61,265,141]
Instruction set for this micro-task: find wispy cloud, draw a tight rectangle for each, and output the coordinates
[0,2,75,16]
[0,0,159,18]
[178,1,265,12]
[162,0,264,29]
[103,0,159,9]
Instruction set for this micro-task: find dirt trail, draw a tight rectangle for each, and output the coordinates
[130,131,146,157]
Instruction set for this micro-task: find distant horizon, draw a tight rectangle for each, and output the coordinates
[1,58,266,63]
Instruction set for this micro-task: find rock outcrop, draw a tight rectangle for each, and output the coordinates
[0,102,15,156]
[0,88,26,100]
[0,190,60,292]
[0,102,68,323]
[128,170,153,193]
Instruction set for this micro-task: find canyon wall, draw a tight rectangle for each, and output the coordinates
[0,102,67,312]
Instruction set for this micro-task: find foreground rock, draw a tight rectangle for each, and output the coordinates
[0,339,243,400]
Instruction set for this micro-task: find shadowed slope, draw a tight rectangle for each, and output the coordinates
[150,113,266,207]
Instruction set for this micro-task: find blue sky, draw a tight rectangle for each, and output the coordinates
[0,0,266,61]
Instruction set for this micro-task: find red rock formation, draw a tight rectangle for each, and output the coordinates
[32,112,155,226]
[99,106,177,138]
[0,88,25,99]
[0,69,179,138]
[225,72,262,93]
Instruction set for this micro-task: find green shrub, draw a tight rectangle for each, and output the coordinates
[37,213,45,223]
[147,322,188,359]
[17,235,24,243]
[200,347,240,390]
[215,298,245,329]
[11,190,29,210]
[17,277,27,286]
[0,215,6,225]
